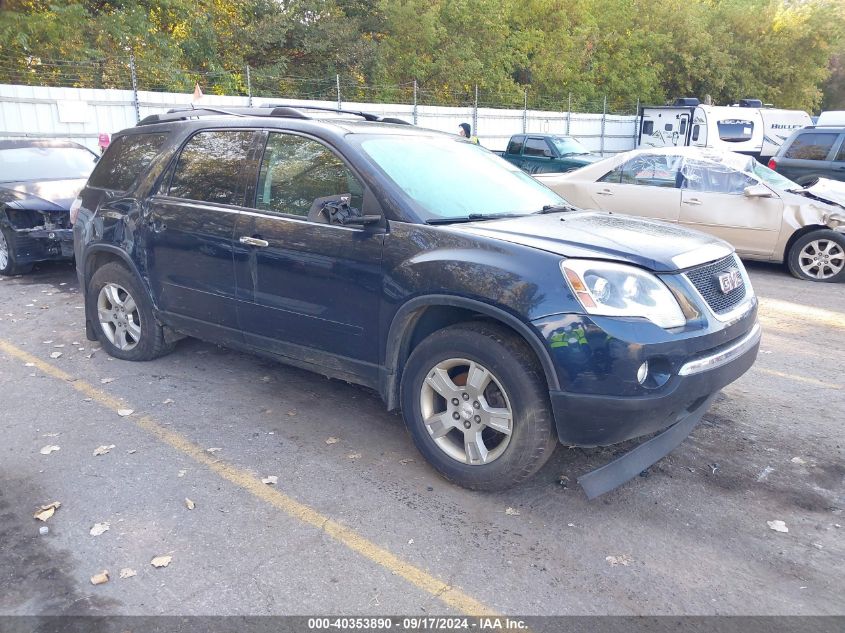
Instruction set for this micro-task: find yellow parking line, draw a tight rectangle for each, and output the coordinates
[0,338,495,616]
[753,367,841,390]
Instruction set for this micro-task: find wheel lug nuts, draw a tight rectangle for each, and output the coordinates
[463,421,471,429]
[451,398,459,406]
[473,401,480,409]
[462,393,469,401]
[474,415,481,423]
[452,412,460,420]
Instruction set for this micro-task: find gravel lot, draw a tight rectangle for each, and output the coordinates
[0,260,842,617]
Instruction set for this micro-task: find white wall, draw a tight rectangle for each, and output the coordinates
[0,83,637,154]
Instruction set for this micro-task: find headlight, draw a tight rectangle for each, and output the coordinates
[561,260,686,328]
[69,196,82,225]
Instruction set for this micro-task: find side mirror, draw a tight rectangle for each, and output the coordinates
[744,183,774,198]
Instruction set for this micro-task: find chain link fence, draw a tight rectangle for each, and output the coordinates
[0,52,642,153]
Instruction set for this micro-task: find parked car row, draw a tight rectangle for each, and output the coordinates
[58,105,762,496]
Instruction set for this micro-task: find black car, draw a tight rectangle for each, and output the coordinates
[73,106,761,496]
[0,139,99,275]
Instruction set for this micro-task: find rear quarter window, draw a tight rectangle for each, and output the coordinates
[87,133,169,191]
[784,132,838,161]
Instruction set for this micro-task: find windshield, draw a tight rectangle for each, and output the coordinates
[0,146,97,182]
[548,136,590,155]
[750,161,799,191]
[357,136,565,219]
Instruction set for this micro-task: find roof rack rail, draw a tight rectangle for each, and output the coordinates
[136,104,412,126]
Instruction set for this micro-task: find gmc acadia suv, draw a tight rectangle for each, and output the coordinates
[72,106,761,497]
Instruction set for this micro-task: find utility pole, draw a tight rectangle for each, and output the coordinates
[129,53,140,123]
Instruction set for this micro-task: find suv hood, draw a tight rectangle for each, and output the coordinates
[0,179,86,212]
[449,210,733,272]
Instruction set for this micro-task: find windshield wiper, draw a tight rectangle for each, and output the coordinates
[535,204,578,214]
[426,213,527,225]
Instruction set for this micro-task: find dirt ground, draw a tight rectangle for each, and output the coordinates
[0,259,842,617]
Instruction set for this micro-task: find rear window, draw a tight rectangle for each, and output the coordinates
[88,133,169,191]
[717,119,754,143]
[785,132,839,161]
[836,137,845,162]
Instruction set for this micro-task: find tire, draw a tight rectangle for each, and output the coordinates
[400,322,557,490]
[787,229,845,282]
[87,261,171,361]
[0,224,33,276]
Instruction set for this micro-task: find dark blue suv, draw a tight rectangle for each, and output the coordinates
[72,107,761,497]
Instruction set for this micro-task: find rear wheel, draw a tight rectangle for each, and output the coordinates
[400,322,557,490]
[787,230,845,282]
[87,262,171,360]
[0,225,33,276]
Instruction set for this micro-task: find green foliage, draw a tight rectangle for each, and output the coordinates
[0,0,842,112]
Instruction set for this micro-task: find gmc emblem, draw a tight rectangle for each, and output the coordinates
[718,270,743,294]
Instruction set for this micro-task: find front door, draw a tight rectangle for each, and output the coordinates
[234,131,384,384]
[678,160,783,257]
[146,129,259,336]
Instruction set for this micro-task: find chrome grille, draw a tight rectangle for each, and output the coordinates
[685,255,747,315]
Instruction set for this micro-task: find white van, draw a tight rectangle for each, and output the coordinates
[638,99,811,160]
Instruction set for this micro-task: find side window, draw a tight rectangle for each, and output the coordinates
[524,137,551,157]
[691,125,700,142]
[679,118,688,135]
[682,160,754,195]
[784,132,839,161]
[641,120,654,136]
[836,136,845,162]
[605,154,681,188]
[717,119,754,143]
[664,123,672,132]
[506,136,525,155]
[169,131,254,205]
[88,133,169,191]
[254,132,364,218]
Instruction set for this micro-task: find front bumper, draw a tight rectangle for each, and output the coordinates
[9,227,74,263]
[550,321,761,446]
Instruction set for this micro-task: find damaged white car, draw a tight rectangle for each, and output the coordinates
[537,147,845,282]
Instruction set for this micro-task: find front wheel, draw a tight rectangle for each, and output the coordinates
[87,262,171,361]
[0,225,33,276]
[787,230,845,282]
[400,323,557,490]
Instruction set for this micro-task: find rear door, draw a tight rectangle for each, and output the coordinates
[234,130,384,383]
[582,153,682,222]
[678,159,783,257]
[145,129,259,338]
[504,135,525,168]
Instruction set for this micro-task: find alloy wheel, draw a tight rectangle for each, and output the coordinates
[97,282,141,351]
[798,239,845,280]
[0,230,9,270]
[419,358,513,465]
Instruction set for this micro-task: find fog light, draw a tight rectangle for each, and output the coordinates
[637,361,649,385]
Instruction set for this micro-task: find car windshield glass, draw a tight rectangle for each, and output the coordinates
[0,146,97,182]
[750,161,799,191]
[357,136,565,219]
[549,136,590,155]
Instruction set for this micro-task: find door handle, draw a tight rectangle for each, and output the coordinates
[239,236,269,247]
[596,189,613,196]
[683,198,702,206]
